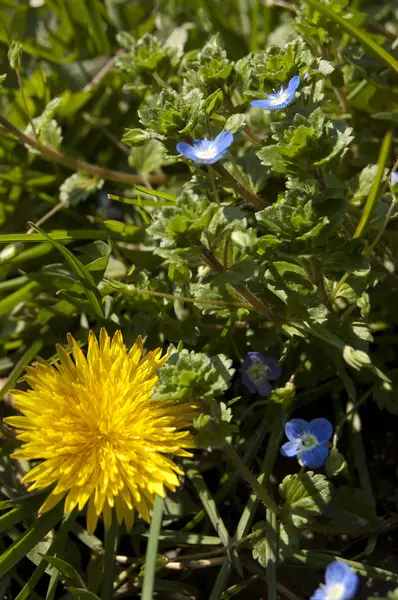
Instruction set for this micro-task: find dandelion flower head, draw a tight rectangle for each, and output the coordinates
[6,330,194,533]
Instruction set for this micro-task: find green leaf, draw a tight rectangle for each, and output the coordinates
[325,448,347,479]
[203,89,224,115]
[224,114,246,134]
[304,0,398,74]
[8,40,22,69]
[122,128,151,147]
[279,471,333,527]
[353,131,392,239]
[129,139,166,176]
[0,281,41,318]
[154,348,235,403]
[65,589,101,600]
[0,504,63,579]
[0,494,45,533]
[0,338,43,402]
[139,555,168,577]
[28,223,104,319]
[59,172,104,207]
[41,555,86,588]
[141,495,164,600]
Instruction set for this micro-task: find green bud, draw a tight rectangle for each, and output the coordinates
[8,41,22,70]
[325,448,348,479]
[122,128,151,147]
[343,346,372,370]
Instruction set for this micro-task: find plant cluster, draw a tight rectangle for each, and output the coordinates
[0,0,398,599]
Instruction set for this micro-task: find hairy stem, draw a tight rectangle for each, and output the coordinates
[0,115,165,186]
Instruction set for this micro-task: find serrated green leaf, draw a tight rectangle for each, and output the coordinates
[279,471,333,528]
[59,172,104,207]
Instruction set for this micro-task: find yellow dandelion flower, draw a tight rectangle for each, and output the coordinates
[5,329,194,534]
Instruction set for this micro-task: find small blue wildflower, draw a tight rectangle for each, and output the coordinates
[241,352,282,397]
[176,131,234,164]
[310,561,359,600]
[280,418,333,468]
[250,75,301,111]
[391,171,398,187]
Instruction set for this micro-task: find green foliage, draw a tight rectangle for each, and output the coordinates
[279,471,333,527]
[155,347,234,403]
[0,0,398,597]
[257,109,354,176]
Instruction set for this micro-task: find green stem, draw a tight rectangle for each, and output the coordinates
[224,443,281,516]
[141,495,164,600]
[213,164,266,210]
[265,508,277,600]
[101,515,119,600]
[0,115,165,186]
[16,68,37,138]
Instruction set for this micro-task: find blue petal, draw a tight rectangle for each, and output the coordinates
[310,586,327,600]
[280,440,301,458]
[287,75,301,94]
[325,561,359,599]
[250,98,274,109]
[308,418,333,444]
[269,364,282,380]
[214,130,234,152]
[300,444,329,468]
[243,352,266,368]
[392,171,398,186]
[285,418,309,441]
[241,372,257,394]
[256,380,272,397]
[176,142,199,161]
[272,93,295,109]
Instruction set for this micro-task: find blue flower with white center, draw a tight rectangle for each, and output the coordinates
[250,75,301,111]
[176,131,234,165]
[391,171,398,187]
[280,418,333,468]
[241,352,282,397]
[310,561,359,600]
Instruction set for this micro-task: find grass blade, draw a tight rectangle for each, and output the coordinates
[0,230,115,243]
[15,511,76,600]
[184,464,231,549]
[354,130,392,239]
[0,338,44,402]
[305,0,398,74]
[0,282,41,319]
[28,223,104,320]
[0,504,63,579]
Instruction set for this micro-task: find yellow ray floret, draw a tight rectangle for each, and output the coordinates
[5,329,195,533]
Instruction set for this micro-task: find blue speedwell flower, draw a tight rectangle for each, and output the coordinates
[281,418,333,468]
[176,131,234,164]
[310,561,359,600]
[250,75,301,111]
[241,352,282,397]
[391,171,398,187]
